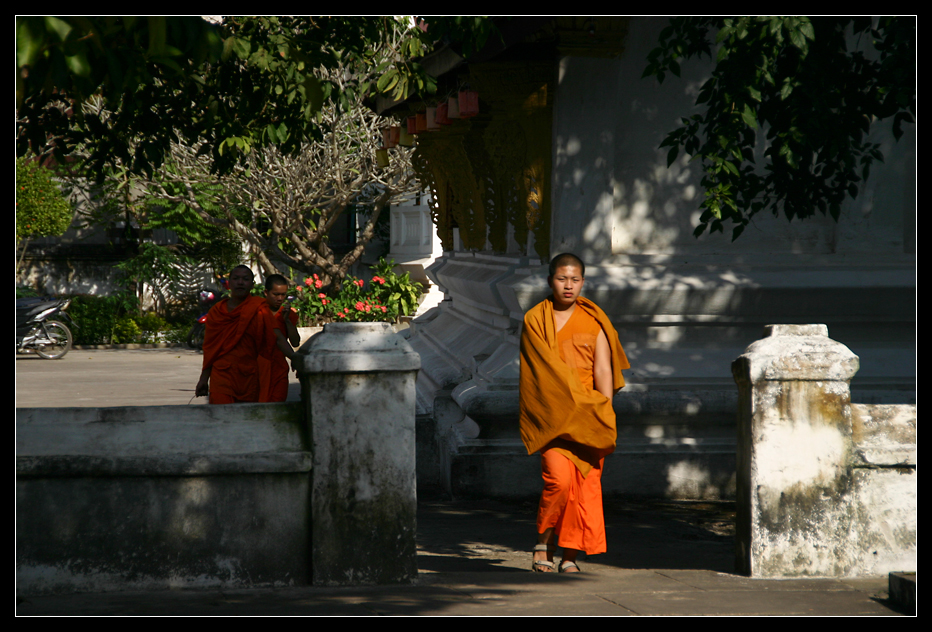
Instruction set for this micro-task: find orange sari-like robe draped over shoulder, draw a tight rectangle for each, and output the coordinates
[202,296,274,404]
[519,297,629,476]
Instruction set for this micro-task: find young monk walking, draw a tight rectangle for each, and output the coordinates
[519,253,629,572]
[258,274,300,403]
[195,265,297,404]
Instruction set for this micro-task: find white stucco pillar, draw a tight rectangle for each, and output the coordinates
[297,322,420,585]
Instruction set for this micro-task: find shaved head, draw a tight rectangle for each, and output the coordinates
[548,253,585,277]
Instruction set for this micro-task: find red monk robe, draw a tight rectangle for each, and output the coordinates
[201,296,275,404]
[258,305,299,402]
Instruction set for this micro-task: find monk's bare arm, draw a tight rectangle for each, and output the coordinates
[196,368,211,397]
[284,310,300,346]
[593,330,613,399]
[274,329,299,361]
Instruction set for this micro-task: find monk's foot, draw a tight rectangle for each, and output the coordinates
[559,560,581,573]
[532,544,556,573]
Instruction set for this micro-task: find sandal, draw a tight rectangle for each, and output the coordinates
[532,543,556,572]
[559,560,581,573]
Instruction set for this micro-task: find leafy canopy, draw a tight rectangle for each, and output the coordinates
[643,17,916,240]
[16,16,498,179]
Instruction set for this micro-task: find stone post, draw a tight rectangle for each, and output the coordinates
[732,324,860,577]
[297,322,420,585]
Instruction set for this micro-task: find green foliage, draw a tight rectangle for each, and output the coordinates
[68,292,173,345]
[16,156,73,244]
[16,16,498,178]
[114,241,191,314]
[67,292,137,345]
[643,16,916,240]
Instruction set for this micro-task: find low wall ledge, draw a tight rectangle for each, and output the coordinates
[16,451,313,478]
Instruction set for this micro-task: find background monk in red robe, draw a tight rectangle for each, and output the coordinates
[195,265,297,404]
[520,253,629,573]
[258,274,300,402]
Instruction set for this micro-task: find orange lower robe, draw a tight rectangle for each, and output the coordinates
[519,297,629,555]
[258,306,299,403]
[202,296,274,404]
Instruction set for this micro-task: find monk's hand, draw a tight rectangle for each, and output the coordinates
[195,374,210,397]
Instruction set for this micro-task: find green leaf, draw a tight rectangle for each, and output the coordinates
[741,103,758,129]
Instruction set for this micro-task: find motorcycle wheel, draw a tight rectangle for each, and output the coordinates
[35,320,73,359]
[187,322,205,350]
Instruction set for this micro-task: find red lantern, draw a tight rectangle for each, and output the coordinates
[436,102,451,125]
[382,128,396,148]
[459,90,479,118]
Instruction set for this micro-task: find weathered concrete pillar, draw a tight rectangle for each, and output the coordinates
[298,322,420,585]
[732,324,860,577]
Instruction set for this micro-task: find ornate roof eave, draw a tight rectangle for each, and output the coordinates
[374,16,556,116]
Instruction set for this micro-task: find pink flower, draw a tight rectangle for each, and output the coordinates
[344,307,350,313]
[365,305,371,312]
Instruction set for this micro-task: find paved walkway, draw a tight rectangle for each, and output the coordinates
[15,346,300,408]
[16,349,911,616]
[16,496,907,616]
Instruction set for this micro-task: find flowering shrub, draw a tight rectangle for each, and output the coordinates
[289,258,423,326]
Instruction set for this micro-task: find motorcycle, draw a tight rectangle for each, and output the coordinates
[187,285,225,350]
[16,296,77,359]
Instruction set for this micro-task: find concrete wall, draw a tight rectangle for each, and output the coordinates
[17,403,309,594]
[733,325,916,578]
[17,323,421,595]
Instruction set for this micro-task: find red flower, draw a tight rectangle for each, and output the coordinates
[372,276,385,284]
[380,306,387,312]
[318,293,326,299]
[355,279,364,287]
[304,278,314,287]
[314,279,323,289]
[355,301,365,311]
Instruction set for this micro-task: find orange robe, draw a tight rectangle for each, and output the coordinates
[202,296,273,404]
[519,297,629,554]
[258,306,299,403]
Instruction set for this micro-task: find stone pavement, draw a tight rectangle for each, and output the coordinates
[16,497,908,616]
[15,346,301,408]
[16,349,912,616]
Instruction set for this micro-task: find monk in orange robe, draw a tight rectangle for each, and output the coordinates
[258,274,300,403]
[520,253,629,573]
[195,266,295,404]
